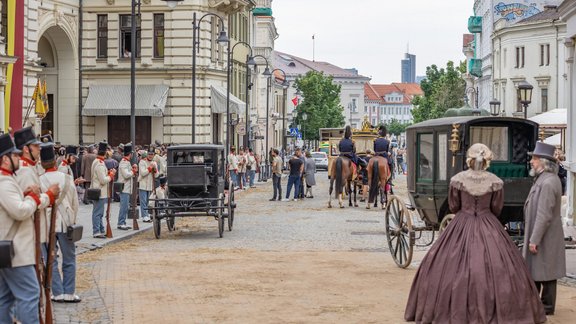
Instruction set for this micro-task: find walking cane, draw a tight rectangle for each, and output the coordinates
[105,181,113,238]
[44,205,58,324]
[33,211,45,324]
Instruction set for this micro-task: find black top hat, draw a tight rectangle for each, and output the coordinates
[40,142,56,162]
[65,145,78,156]
[98,141,109,155]
[159,176,167,186]
[147,147,156,155]
[528,142,557,162]
[40,134,53,144]
[0,134,21,157]
[123,143,133,156]
[14,127,41,149]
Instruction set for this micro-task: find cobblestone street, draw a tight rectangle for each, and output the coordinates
[56,172,576,323]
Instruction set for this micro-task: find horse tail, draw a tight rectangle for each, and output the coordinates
[335,157,343,196]
[369,159,379,203]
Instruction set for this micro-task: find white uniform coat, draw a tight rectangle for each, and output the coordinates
[40,169,79,234]
[90,157,113,198]
[118,158,135,194]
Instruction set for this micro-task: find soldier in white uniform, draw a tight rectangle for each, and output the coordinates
[117,143,137,230]
[90,142,116,238]
[138,149,157,222]
[39,142,80,303]
[0,133,59,324]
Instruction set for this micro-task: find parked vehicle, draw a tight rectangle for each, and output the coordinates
[311,151,328,170]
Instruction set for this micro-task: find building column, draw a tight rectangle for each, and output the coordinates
[565,36,576,225]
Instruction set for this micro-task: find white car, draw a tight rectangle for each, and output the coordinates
[311,151,328,170]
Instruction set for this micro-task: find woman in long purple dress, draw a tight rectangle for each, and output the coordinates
[405,143,546,323]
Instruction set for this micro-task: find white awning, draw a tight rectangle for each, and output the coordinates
[210,85,246,115]
[528,108,567,129]
[82,85,169,117]
[544,133,561,146]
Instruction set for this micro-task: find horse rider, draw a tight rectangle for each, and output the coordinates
[374,125,391,163]
[338,126,367,174]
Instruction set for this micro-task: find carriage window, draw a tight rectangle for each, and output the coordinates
[172,151,213,165]
[470,127,509,161]
[438,133,448,181]
[417,134,434,180]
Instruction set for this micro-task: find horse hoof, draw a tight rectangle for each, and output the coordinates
[328,204,332,208]
[366,206,370,210]
[340,206,345,209]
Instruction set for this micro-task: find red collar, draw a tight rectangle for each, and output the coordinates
[61,160,68,166]
[21,157,36,166]
[0,167,13,176]
[97,156,105,162]
[45,167,58,173]
[122,157,130,161]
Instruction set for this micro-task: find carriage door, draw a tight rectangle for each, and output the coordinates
[415,133,438,223]
[435,133,449,220]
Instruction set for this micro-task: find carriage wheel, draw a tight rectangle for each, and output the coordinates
[166,216,176,232]
[439,214,455,234]
[152,210,161,239]
[227,189,235,231]
[385,195,414,268]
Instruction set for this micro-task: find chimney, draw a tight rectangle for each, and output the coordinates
[543,5,557,11]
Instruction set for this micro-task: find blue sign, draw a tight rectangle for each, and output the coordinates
[289,128,300,137]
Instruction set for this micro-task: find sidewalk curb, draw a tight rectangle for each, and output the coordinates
[77,226,152,255]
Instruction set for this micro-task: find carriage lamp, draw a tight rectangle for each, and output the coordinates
[449,123,461,167]
[539,128,546,142]
[489,99,501,116]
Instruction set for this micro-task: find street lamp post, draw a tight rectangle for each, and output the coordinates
[190,12,228,144]
[301,112,307,149]
[226,41,256,176]
[517,81,533,119]
[128,0,179,227]
[251,55,272,179]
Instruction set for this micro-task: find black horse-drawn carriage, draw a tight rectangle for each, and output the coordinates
[148,144,236,238]
[385,116,539,268]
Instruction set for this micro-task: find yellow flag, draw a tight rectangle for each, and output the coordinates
[42,80,50,114]
[34,79,45,117]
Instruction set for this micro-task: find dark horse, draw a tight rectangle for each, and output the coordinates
[328,156,357,208]
[366,156,391,209]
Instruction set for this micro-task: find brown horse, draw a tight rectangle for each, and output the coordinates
[328,156,357,208]
[366,156,391,209]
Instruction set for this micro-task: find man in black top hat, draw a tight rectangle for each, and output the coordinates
[523,142,566,315]
[90,141,116,238]
[117,143,137,230]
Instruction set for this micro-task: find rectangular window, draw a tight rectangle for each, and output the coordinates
[515,46,525,68]
[546,44,550,66]
[364,106,368,113]
[438,134,447,181]
[120,14,141,58]
[153,14,164,58]
[541,88,548,112]
[470,126,509,161]
[351,98,357,112]
[417,133,434,181]
[540,44,544,66]
[97,15,108,58]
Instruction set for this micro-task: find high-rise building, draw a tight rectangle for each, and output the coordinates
[401,53,416,83]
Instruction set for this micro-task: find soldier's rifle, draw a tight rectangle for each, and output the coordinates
[106,181,113,238]
[33,211,45,324]
[44,204,58,324]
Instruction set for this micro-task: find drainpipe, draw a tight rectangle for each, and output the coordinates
[78,0,83,145]
[555,21,559,111]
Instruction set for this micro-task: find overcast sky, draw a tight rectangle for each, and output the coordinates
[273,0,471,84]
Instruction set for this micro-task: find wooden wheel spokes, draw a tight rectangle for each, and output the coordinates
[385,195,414,268]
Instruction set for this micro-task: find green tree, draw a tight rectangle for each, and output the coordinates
[293,71,345,140]
[384,118,409,136]
[411,61,466,123]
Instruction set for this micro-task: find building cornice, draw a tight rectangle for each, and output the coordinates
[559,0,576,21]
[493,20,566,39]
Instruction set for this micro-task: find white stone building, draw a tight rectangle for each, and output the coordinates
[466,0,561,111]
[81,0,255,146]
[559,0,576,224]
[364,83,422,126]
[492,5,567,117]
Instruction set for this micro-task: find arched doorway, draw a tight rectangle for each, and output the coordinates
[37,25,77,143]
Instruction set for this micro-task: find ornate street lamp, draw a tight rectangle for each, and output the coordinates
[251,55,272,180]
[301,112,307,149]
[127,0,179,228]
[489,99,501,117]
[517,80,533,119]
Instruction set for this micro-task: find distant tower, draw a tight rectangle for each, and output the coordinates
[401,52,416,83]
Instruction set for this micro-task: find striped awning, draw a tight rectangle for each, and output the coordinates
[210,85,246,115]
[82,85,169,117]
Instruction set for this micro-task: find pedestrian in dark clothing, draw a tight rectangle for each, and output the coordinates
[269,149,283,201]
[284,148,304,201]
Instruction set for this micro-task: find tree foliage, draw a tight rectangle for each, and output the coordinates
[383,118,409,136]
[411,61,466,123]
[293,71,345,140]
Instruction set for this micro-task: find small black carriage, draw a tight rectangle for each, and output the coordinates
[385,116,539,268]
[148,144,235,238]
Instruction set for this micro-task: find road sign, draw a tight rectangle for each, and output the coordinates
[289,128,300,137]
[236,124,246,135]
